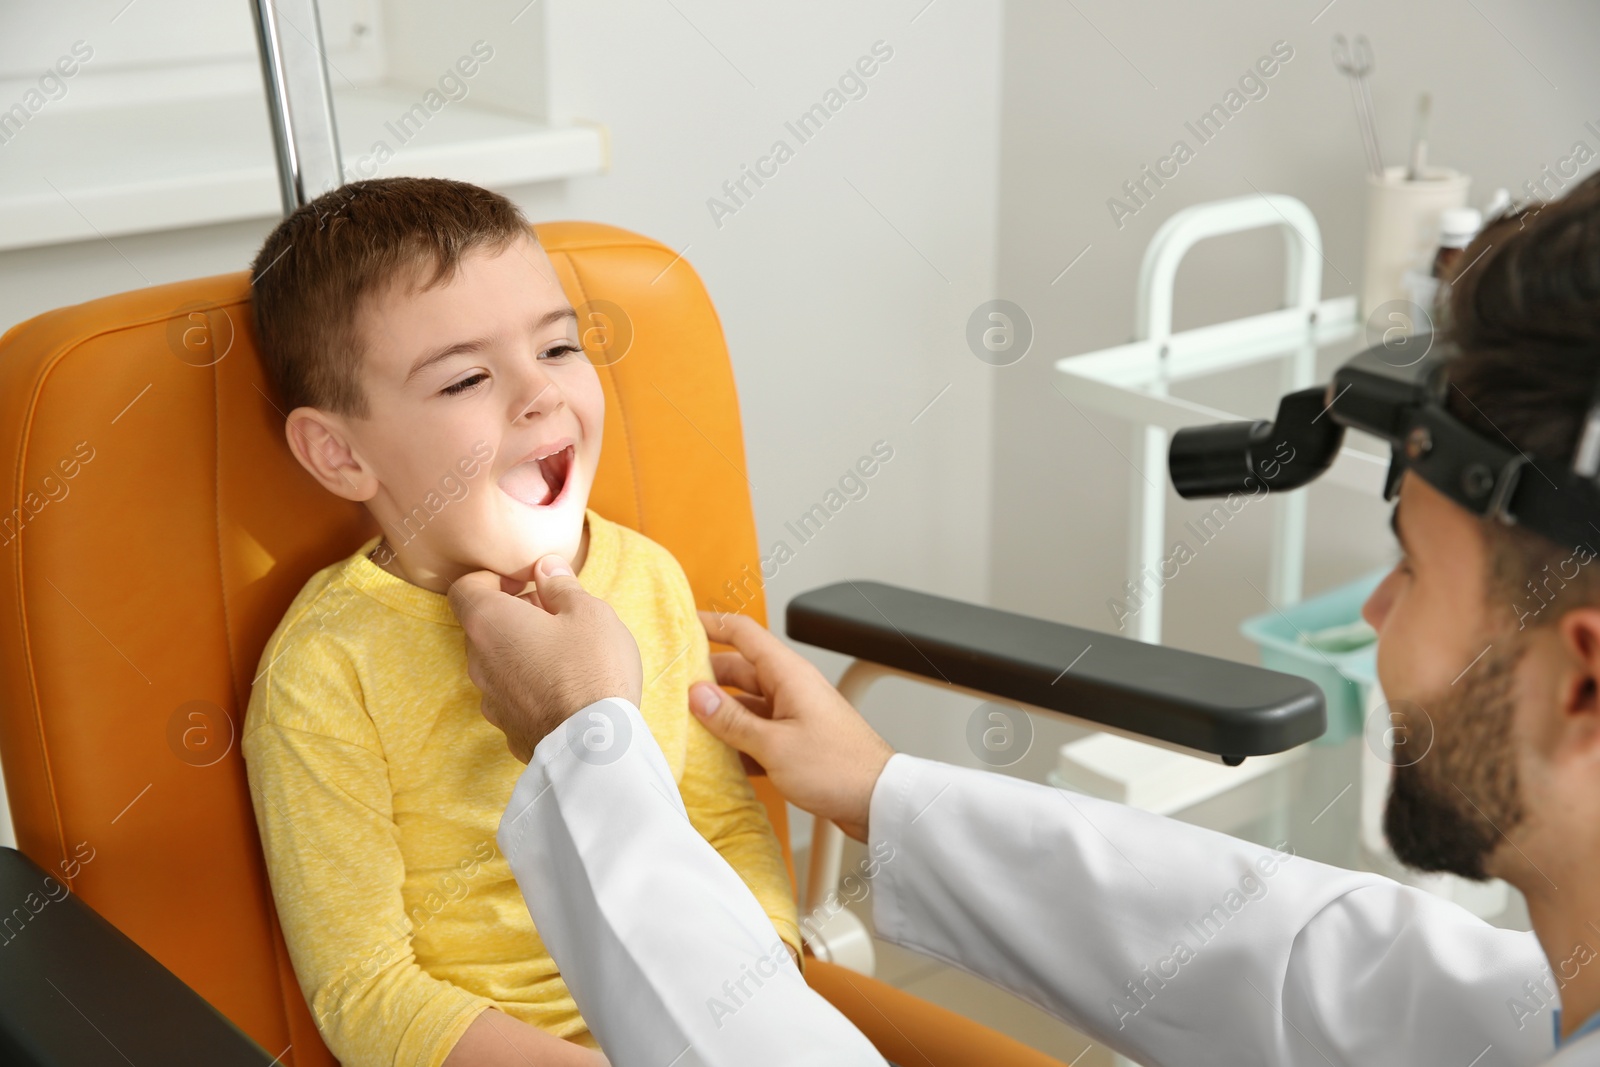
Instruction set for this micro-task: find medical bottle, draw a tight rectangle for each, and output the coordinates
[1432,207,1483,279]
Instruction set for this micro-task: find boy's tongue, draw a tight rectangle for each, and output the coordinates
[501,460,554,507]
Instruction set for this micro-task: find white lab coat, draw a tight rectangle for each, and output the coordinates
[496,698,888,1067]
[498,698,1596,1066]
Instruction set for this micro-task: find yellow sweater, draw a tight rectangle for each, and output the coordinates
[242,509,799,1067]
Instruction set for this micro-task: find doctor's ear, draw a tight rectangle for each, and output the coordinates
[1554,607,1600,743]
[284,407,379,502]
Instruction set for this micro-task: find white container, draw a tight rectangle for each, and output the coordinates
[1361,165,1471,319]
[1048,733,1303,843]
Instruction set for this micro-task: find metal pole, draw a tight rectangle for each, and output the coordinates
[249,0,345,213]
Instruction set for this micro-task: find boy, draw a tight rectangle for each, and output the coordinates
[241,177,800,1067]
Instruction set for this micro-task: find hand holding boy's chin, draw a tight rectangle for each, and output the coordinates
[448,554,643,763]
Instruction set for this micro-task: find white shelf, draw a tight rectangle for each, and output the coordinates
[0,84,606,253]
[1053,295,1388,499]
[1050,732,1302,817]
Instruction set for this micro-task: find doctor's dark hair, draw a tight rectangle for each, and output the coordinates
[248,177,532,419]
[1441,169,1600,621]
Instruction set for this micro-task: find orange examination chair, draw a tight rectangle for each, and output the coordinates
[0,221,1075,1066]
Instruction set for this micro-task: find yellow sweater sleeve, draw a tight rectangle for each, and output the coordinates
[243,633,490,1067]
[663,567,802,959]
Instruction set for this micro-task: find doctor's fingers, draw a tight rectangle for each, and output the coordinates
[699,609,829,699]
[709,649,761,695]
[448,569,511,637]
[709,650,815,726]
[698,609,793,678]
[527,555,590,616]
[690,682,782,754]
[728,689,772,719]
[452,573,554,664]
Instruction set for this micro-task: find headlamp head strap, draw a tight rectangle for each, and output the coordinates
[1332,338,1600,555]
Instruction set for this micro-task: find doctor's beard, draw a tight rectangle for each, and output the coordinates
[1382,637,1527,881]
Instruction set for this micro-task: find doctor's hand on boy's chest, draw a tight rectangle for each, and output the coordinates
[449,553,643,763]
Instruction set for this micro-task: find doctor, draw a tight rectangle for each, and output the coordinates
[449,173,1600,1067]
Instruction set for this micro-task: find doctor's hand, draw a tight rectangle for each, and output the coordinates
[448,555,643,763]
[689,611,894,843]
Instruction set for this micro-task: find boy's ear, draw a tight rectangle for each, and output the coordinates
[284,407,378,503]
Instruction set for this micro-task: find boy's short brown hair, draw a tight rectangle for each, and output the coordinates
[249,177,531,419]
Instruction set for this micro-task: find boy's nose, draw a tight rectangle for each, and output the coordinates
[515,371,560,422]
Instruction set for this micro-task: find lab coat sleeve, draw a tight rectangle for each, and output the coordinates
[496,697,887,1067]
[869,754,1554,1067]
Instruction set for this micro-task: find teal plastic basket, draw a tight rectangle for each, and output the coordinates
[1239,568,1387,744]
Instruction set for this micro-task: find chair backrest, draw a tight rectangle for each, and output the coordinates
[0,221,784,1064]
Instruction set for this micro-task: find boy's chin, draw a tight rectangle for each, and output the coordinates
[504,525,586,587]
[466,500,588,591]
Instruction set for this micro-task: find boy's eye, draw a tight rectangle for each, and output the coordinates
[441,373,487,396]
[439,345,577,396]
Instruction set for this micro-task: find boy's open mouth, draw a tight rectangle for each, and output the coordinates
[499,443,575,508]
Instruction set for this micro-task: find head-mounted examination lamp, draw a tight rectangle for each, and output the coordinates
[1169,337,1600,552]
